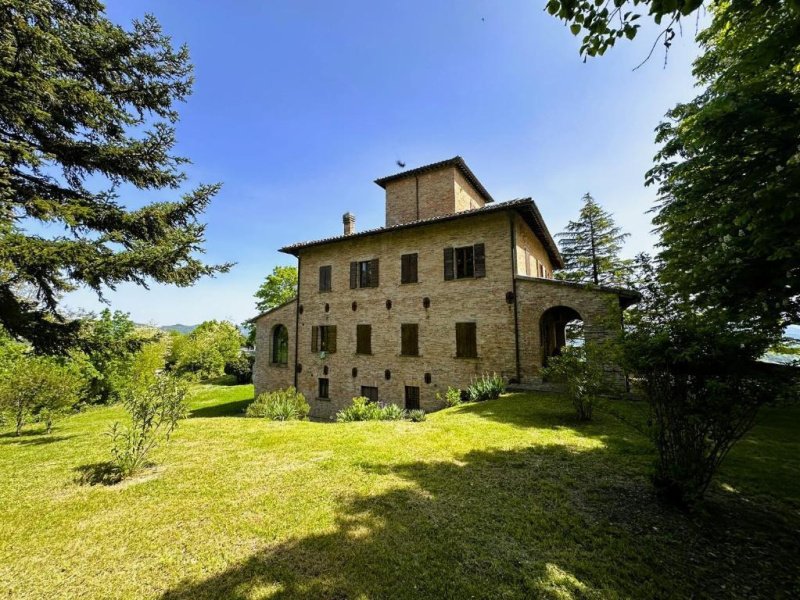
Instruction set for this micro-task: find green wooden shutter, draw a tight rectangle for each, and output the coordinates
[370,259,379,287]
[443,248,454,280]
[473,243,485,278]
[311,325,318,352]
[350,261,358,288]
[401,323,418,356]
[328,325,337,353]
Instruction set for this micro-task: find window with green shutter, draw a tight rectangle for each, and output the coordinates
[401,253,418,284]
[455,322,477,358]
[356,324,372,355]
[444,243,485,280]
[350,259,379,288]
[400,323,419,356]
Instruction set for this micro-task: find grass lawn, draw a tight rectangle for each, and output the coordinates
[1,383,798,599]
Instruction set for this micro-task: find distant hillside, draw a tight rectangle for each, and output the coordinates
[156,323,250,336]
[160,324,197,335]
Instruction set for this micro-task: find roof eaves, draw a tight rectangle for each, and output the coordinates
[247,297,297,323]
[374,156,495,204]
[279,198,530,255]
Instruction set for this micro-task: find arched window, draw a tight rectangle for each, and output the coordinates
[272,325,289,365]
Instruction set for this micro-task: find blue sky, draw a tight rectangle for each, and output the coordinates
[64,0,704,325]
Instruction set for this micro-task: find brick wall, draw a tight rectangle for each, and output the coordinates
[292,210,517,419]
[514,214,553,278]
[384,166,487,227]
[253,300,297,396]
[514,277,624,383]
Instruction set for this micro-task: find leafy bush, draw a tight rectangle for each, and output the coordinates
[168,321,244,380]
[108,374,188,478]
[436,386,462,407]
[225,352,254,384]
[466,373,505,402]
[0,355,84,435]
[379,403,406,421]
[407,409,426,422]
[246,387,309,421]
[336,396,382,422]
[541,346,606,421]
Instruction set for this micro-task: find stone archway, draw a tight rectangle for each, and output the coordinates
[539,305,583,367]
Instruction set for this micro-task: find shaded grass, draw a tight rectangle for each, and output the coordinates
[0,385,798,599]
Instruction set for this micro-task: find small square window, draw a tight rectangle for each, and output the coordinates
[361,386,378,404]
[318,378,329,399]
[405,386,420,410]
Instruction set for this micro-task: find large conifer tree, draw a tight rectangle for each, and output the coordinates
[0,1,230,351]
[555,193,630,286]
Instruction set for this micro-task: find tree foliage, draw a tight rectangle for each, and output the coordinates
[254,265,298,313]
[0,353,84,434]
[109,373,188,478]
[78,309,158,403]
[622,255,798,506]
[168,320,243,380]
[555,193,631,285]
[647,2,800,337]
[0,0,230,352]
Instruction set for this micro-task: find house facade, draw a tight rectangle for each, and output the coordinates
[252,157,636,419]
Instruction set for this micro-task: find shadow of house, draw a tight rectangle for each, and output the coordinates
[160,440,799,600]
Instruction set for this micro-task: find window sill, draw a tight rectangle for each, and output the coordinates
[316,397,331,402]
[399,354,421,358]
[355,352,373,356]
[270,362,289,368]
[455,356,480,360]
[318,290,332,294]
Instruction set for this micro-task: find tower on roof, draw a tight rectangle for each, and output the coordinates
[374,156,494,227]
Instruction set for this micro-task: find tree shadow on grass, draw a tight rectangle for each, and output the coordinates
[159,441,800,600]
[73,461,123,486]
[189,397,253,418]
[0,429,77,446]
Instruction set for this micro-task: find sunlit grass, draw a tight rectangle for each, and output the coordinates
[0,384,797,599]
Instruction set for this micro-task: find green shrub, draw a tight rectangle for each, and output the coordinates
[466,373,505,402]
[0,355,84,435]
[379,403,406,421]
[541,346,605,421]
[108,374,188,478]
[246,386,309,421]
[436,386,462,407]
[407,409,426,422]
[336,396,382,422]
[224,352,254,384]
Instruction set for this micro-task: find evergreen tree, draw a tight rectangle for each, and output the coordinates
[0,1,230,352]
[555,193,631,285]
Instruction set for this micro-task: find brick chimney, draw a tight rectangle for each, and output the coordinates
[343,212,356,235]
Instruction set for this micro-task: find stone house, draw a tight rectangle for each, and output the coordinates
[252,157,637,419]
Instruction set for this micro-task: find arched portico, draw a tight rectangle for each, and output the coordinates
[539,305,583,366]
